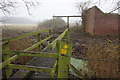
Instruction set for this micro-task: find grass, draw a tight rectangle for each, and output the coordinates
[1,24,37,30]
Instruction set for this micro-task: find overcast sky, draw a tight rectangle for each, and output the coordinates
[0,0,119,23]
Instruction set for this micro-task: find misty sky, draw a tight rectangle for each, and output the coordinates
[0,0,119,23]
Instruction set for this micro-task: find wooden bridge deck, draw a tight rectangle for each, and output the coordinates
[29,47,57,78]
[10,47,57,79]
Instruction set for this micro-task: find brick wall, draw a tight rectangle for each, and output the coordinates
[84,6,119,35]
[84,7,95,34]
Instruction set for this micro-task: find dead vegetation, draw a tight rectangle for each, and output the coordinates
[86,43,119,78]
[70,26,120,78]
[9,38,34,65]
[2,29,38,65]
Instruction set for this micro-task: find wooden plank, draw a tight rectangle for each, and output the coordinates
[42,29,69,51]
[2,29,50,44]
[25,35,52,51]
[49,29,52,43]
[7,64,52,73]
[38,33,42,51]
[53,16,81,17]
[49,29,52,35]
[10,70,30,79]
[57,40,73,78]
[69,64,85,79]
[10,51,58,58]
[50,29,68,50]
[50,60,57,78]
[42,44,51,51]
[65,30,70,42]
[0,55,19,69]
[2,43,12,78]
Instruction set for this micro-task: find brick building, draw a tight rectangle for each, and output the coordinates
[82,6,120,35]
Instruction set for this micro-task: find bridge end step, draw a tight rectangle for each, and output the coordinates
[10,70,32,79]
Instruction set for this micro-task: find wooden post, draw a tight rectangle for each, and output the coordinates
[49,29,52,43]
[66,30,70,42]
[53,15,81,29]
[38,33,42,51]
[50,60,57,78]
[67,17,69,29]
[2,42,12,79]
[57,40,72,78]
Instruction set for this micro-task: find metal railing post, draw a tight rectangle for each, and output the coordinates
[2,42,12,79]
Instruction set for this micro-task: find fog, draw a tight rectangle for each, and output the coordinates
[0,0,119,23]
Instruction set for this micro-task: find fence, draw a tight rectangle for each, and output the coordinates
[1,28,85,79]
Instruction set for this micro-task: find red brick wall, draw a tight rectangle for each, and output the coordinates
[84,6,119,35]
[84,7,95,34]
[94,7,119,35]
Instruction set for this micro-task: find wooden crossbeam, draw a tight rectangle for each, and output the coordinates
[53,15,81,28]
[53,15,81,17]
[7,64,52,73]
[0,55,19,69]
[25,35,52,51]
[2,29,50,44]
[11,50,58,58]
[50,29,68,50]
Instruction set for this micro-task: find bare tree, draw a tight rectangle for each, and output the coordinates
[76,0,119,15]
[117,2,120,11]
[108,0,120,14]
[0,0,41,24]
[75,0,93,15]
[75,0,95,32]
[0,0,40,15]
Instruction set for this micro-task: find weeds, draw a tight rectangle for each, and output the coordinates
[70,25,119,78]
[86,42,119,78]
